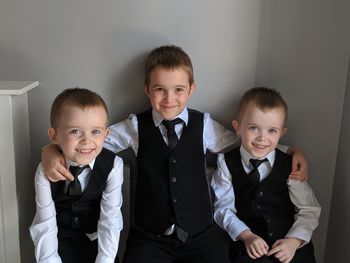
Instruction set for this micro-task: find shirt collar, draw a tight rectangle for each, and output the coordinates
[65,156,95,170]
[239,145,276,168]
[152,107,188,127]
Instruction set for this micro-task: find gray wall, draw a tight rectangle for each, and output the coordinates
[1,0,349,262]
[324,58,350,262]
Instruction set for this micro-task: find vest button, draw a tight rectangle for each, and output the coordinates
[266,218,271,223]
[73,217,79,224]
[171,177,177,183]
[258,191,264,197]
[170,158,176,164]
[269,232,273,237]
[173,197,178,203]
[257,205,261,210]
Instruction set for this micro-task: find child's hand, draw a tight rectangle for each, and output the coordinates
[267,237,301,263]
[41,144,73,181]
[238,230,269,259]
[287,147,308,181]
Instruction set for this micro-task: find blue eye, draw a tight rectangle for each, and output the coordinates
[248,126,258,132]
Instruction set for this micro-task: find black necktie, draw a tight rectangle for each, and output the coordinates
[162,118,183,150]
[249,158,268,184]
[67,165,89,197]
[175,225,189,243]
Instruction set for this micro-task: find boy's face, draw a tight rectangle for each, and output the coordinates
[233,103,287,159]
[48,105,109,165]
[144,67,196,120]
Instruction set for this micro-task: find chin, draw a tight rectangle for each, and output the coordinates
[75,156,96,165]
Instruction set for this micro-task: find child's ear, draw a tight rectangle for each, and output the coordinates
[144,84,151,97]
[48,128,58,144]
[188,82,196,97]
[232,120,240,135]
[104,128,110,138]
[281,127,288,137]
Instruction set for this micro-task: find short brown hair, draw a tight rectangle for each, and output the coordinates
[144,45,194,86]
[50,88,108,128]
[236,87,288,125]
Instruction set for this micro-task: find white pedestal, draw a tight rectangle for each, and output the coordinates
[0,81,38,263]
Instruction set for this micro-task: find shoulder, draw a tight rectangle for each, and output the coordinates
[224,147,240,158]
[34,163,50,185]
[112,154,124,168]
[276,148,292,162]
[137,108,152,115]
[109,113,138,130]
[188,108,204,115]
[106,155,124,184]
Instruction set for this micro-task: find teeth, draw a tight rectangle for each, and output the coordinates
[253,144,267,149]
[77,149,93,153]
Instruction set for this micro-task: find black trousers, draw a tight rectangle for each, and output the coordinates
[229,240,316,263]
[58,233,119,263]
[122,223,231,263]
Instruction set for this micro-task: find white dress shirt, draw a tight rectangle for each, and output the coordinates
[211,145,321,244]
[30,156,124,263]
[104,107,239,155]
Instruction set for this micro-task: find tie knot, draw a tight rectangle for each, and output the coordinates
[69,165,89,179]
[249,158,268,169]
[162,118,183,130]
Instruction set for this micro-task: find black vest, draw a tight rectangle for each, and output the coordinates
[224,148,295,242]
[50,148,115,236]
[135,109,213,236]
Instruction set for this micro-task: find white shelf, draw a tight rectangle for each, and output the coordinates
[0,81,39,95]
[0,81,38,263]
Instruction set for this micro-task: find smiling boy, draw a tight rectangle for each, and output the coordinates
[30,88,123,263]
[212,87,320,263]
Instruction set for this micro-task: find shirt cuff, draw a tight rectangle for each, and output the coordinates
[285,227,312,246]
[227,221,250,241]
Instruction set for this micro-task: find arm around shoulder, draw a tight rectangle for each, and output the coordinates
[41,143,73,181]
[203,113,239,153]
[104,114,138,154]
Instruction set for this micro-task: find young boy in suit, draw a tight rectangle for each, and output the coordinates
[30,88,123,263]
[212,87,320,263]
[41,46,308,262]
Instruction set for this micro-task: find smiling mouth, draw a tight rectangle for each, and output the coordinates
[252,143,269,149]
[76,149,94,154]
[161,105,177,109]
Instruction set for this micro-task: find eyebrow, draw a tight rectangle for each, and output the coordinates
[247,123,281,130]
[151,84,188,88]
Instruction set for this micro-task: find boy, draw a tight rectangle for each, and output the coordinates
[212,87,321,263]
[42,46,308,263]
[30,88,123,263]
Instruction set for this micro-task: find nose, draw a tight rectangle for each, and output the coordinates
[164,90,174,102]
[256,130,266,140]
[80,132,90,143]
